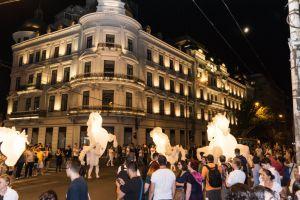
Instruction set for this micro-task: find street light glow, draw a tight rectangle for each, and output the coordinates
[254,102,260,107]
[243,26,250,34]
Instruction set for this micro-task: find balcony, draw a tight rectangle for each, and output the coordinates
[70,73,145,86]
[16,83,45,92]
[68,105,145,116]
[145,60,193,82]
[97,43,122,51]
[9,110,47,119]
[145,86,187,100]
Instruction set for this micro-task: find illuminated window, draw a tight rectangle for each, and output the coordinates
[86,36,93,49]
[147,97,153,114]
[82,91,89,107]
[66,43,72,55]
[128,39,133,52]
[146,49,152,61]
[25,98,31,111]
[147,72,152,87]
[54,47,59,58]
[61,94,68,111]
[48,96,55,112]
[63,67,70,82]
[51,70,57,85]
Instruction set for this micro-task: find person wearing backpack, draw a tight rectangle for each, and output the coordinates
[201,154,222,200]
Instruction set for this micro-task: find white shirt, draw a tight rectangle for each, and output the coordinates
[4,187,18,200]
[151,168,175,200]
[226,169,246,187]
[260,181,282,199]
[259,167,281,185]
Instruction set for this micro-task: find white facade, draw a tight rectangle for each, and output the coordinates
[5,0,247,151]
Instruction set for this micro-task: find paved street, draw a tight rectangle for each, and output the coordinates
[12,166,117,200]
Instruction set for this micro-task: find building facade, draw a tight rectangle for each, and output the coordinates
[5,0,248,151]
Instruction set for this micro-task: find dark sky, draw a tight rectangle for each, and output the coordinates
[0,0,290,113]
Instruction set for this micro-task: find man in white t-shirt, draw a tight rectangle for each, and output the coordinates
[226,158,246,187]
[149,155,175,200]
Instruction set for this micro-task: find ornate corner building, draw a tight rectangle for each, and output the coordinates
[5,0,249,151]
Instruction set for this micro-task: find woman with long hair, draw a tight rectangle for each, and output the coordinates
[0,175,18,200]
[186,160,203,200]
[174,160,189,200]
[144,161,159,199]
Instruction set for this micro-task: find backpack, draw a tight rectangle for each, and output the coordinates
[205,165,222,188]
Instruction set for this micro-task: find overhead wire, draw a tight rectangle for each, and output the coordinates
[219,0,268,74]
[191,0,253,73]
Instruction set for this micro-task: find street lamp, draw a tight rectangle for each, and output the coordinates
[254,102,260,107]
[243,26,250,34]
[278,114,283,118]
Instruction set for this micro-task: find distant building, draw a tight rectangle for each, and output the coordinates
[6,0,248,151]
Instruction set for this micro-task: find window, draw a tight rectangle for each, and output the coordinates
[188,68,192,76]
[224,98,227,106]
[180,104,184,117]
[58,127,66,149]
[106,34,115,47]
[63,67,70,82]
[34,97,40,110]
[170,102,175,116]
[180,83,184,95]
[147,97,153,114]
[170,60,174,70]
[104,60,115,77]
[29,53,34,64]
[159,54,164,66]
[35,51,40,62]
[36,73,42,87]
[159,100,164,115]
[200,89,204,100]
[41,50,46,61]
[102,90,114,109]
[84,61,91,75]
[215,95,218,102]
[25,98,31,111]
[86,36,93,48]
[180,130,186,147]
[82,91,89,107]
[127,64,133,79]
[189,106,193,118]
[12,100,18,112]
[146,49,152,61]
[188,86,192,97]
[54,46,59,58]
[126,92,132,109]
[179,64,183,74]
[146,72,152,87]
[201,109,205,120]
[45,128,53,147]
[48,96,55,112]
[170,79,175,93]
[170,129,175,146]
[28,74,34,84]
[18,56,23,67]
[128,39,133,51]
[159,76,164,90]
[51,70,57,85]
[66,43,72,55]
[15,77,21,90]
[61,94,68,111]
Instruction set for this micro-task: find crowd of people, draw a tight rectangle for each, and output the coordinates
[0,141,298,199]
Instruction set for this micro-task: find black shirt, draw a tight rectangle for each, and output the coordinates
[67,176,89,200]
[120,176,143,200]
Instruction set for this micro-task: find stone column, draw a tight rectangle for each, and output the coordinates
[52,127,59,152]
[38,127,46,145]
[66,126,74,147]
[27,128,32,144]
[138,128,145,145]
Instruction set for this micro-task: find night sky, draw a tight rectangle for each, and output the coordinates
[0,0,290,114]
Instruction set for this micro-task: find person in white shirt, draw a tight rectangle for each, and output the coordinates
[149,155,175,200]
[226,158,246,187]
[0,175,18,200]
[260,157,281,185]
[259,168,282,199]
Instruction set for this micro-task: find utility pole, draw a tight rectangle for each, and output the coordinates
[288,0,300,165]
